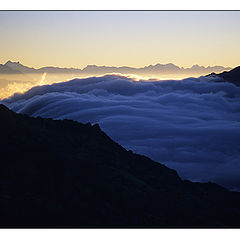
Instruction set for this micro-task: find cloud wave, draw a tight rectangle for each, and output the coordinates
[2,74,240,190]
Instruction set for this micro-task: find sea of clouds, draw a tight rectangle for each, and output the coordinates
[2,74,240,190]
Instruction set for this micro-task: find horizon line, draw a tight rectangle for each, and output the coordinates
[0,60,234,71]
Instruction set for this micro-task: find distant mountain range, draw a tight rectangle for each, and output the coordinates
[0,60,232,76]
[0,104,240,227]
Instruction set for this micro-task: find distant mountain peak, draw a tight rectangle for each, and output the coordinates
[5,60,21,66]
[4,60,36,73]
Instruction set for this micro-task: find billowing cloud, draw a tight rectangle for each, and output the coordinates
[2,74,240,190]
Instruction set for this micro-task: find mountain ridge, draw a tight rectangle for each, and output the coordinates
[207,66,240,85]
[0,60,232,76]
[0,104,240,227]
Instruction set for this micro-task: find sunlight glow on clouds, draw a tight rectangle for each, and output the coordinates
[2,74,240,190]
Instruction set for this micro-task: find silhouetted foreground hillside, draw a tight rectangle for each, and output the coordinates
[0,104,240,228]
[217,66,240,85]
[207,66,240,85]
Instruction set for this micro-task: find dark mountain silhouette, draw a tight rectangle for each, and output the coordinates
[207,66,240,86]
[0,104,240,227]
[0,61,231,76]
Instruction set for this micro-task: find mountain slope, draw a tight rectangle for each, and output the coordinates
[217,66,240,85]
[0,104,240,227]
[207,66,240,85]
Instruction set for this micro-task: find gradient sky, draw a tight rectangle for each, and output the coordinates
[0,11,240,69]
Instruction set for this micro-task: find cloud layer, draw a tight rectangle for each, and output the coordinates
[2,74,240,190]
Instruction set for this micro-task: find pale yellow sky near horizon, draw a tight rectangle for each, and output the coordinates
[0,11,240,69]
